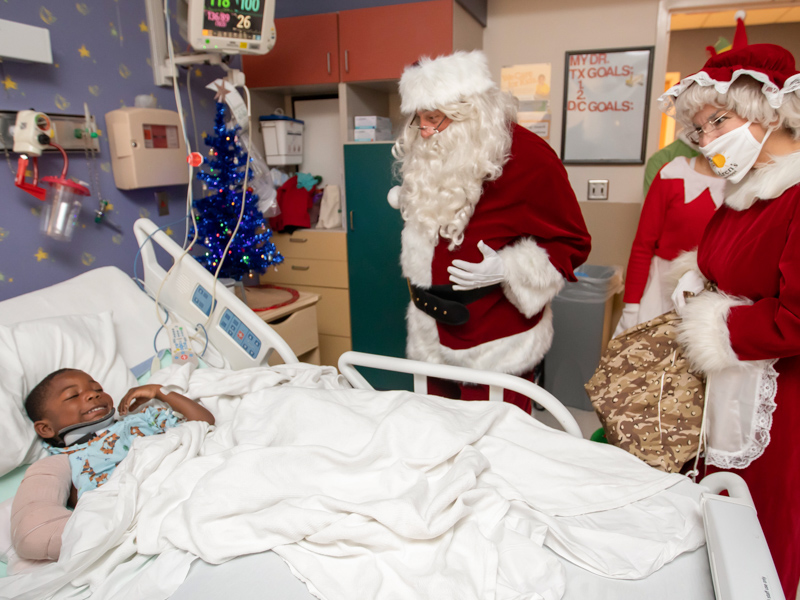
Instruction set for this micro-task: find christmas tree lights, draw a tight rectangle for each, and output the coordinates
[190,102,283,280]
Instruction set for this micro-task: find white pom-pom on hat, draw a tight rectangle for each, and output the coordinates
[387,185,401,209]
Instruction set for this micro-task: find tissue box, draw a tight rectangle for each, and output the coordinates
[354,128,393,142]
[354,116,392,130]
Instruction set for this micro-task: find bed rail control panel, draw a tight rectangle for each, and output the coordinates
[219,309,262,358]
[702,494,785,600]
[192,284,216,316]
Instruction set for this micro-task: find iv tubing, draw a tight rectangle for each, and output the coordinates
[49,142,69,180]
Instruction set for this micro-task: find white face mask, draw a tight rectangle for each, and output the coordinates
[699,121,772,184]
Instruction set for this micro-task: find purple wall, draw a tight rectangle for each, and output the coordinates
[0,2,225,302]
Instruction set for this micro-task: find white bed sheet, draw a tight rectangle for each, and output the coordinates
[172,481,714,600]
[0,266,716,599]
[173,533,714,600]
[1,364,706,600]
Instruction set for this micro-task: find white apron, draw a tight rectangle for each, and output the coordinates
[703,359,779,470]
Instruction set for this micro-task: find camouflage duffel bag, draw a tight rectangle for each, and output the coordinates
[584,310,706,473]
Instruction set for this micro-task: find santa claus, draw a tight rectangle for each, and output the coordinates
[388,51,591,413]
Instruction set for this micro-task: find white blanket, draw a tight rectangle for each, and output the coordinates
[0,364,704,600]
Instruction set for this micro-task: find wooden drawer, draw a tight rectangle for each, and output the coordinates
[271,230,347,261]
[262,257,348,289]
[265,303,319,360]
[277,285,350,337]
[318,334,352,368]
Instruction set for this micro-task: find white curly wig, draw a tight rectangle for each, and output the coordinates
[392,51,518,249]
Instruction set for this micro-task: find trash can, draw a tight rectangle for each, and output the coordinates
[543,265,623,411]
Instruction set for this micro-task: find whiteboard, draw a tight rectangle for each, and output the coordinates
[560,47,654,164]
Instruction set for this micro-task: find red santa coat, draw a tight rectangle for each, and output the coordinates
[677,152,800,597]
[623,157,724,304]
[403,124,591,375]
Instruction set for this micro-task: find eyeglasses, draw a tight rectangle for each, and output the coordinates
[409,114,448,134]
[688,111,730,145]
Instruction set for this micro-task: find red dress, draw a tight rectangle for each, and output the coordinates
[687,167,800,597]
[623,157,723,304]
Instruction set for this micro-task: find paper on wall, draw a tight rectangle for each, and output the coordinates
[501,63,552,140]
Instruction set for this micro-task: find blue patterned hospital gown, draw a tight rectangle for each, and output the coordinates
[47,407,180,499]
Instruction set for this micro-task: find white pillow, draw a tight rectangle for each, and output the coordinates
[0,497,12,564]
[0,312,137,477]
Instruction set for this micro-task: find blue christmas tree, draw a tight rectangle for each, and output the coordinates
[191,102,283,280]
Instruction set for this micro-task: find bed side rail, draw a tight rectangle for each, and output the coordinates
[133,218,298,369]
[338,351,582,438]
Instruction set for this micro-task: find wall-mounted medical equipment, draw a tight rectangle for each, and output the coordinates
[0,19,52,64]
[12,110,91,242]
[0,110,101,155]
[145,0,276,87]
[186,0,276,55]
[104,107,191,189]
[259,115,304,166]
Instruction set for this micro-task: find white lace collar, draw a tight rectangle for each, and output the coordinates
[725,151,800,211]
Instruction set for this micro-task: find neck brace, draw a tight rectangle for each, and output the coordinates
[57,408,116,447]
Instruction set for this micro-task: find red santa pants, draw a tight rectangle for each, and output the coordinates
[426,369,535,414]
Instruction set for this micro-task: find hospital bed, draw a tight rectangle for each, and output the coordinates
[0,218,782,600]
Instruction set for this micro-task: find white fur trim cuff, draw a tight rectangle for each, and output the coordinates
[399,51,496,114]
[498,239,564,318]
[665,251,704,294]
[677,291,751,373]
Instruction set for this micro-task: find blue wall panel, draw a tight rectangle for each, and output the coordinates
[0,2,227,301]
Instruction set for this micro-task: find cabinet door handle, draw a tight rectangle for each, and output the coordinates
[327,52,331,74]
[291,265,310,271]
[289,237,308,243]
[349,210,354,231]
[345,50,349,73]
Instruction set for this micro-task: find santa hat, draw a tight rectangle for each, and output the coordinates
[660,12,800,109]
[399,51,497,115]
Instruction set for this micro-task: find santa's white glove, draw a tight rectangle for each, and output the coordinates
[387,186,401,209]
[448,241,505,291]
[671,270,705,313]
[613,303,640,337]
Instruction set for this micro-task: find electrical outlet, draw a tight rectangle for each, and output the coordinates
[588,179,609,200]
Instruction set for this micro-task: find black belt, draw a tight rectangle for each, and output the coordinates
[408,280,500,326]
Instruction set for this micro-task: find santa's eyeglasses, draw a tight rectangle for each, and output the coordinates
[409,114,448,134]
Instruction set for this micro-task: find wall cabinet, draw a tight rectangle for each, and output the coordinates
[344,142,411,390]
[242,13,340,88]
[242,0,482,88]
[338,0,453,82]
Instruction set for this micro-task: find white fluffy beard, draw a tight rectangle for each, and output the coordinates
[395,118,511,250]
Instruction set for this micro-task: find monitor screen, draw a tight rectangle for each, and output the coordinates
[203,0,265,41]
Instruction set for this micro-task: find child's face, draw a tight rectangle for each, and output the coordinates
[33,370,114,441]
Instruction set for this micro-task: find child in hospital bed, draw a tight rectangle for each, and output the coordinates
[10,368,214,562]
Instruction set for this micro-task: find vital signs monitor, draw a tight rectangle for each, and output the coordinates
[186,0,276,55]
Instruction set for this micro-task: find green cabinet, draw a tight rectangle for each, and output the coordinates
[344,143,412,391]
